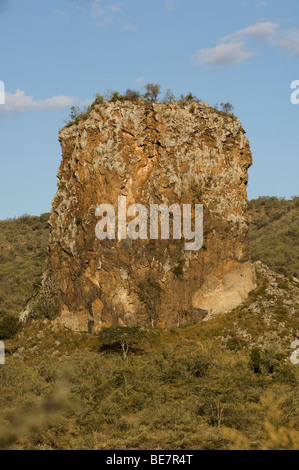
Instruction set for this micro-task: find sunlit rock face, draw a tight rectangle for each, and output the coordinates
[47,100,256,332]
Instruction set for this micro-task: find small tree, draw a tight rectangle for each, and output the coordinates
[69,106,81,121]
[98,326,146,361]
[163,89,176,103]
[124,89,140,101]
[220,102,234,113]
[143,83,161,102]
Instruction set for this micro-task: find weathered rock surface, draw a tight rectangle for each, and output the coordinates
[47,100,256,332]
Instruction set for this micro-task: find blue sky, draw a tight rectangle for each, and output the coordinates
[0,0,299,219]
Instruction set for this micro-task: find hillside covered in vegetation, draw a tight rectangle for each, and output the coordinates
[0,197,298,450]
[248,197,299,278]
[0,197,298,320]
[0,214,50,318]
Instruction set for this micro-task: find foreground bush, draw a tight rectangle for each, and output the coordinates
[0,312,20,339]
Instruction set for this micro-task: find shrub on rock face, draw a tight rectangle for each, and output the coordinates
[30,277,60,320]
[138,278,162,326]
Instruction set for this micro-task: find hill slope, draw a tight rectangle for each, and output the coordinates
[0,214,50,317]
[0,199,298,450]
[0,261,298,450]
[248,197,299,278]
[0,197,298,318]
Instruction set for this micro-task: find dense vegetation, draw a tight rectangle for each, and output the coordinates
[0,197,298,450]
[0,292,298,450]
[0,213,50,318]
[66,83,234,126]
[248,197,299,278]
[0,197,297,321]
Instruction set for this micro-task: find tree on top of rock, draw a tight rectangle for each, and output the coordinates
[143,83,161,102]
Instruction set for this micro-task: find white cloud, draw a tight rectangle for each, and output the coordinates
[222,21,278,41]
[194,21,279,67]
[0,89,89,115]
[193,41,253,66]
[274,29,299,56]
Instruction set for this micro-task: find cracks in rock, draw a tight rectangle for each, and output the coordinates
[156,140,166,149]
[122,128,135,138]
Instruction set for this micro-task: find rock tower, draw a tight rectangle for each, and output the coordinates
[47,100,255,332]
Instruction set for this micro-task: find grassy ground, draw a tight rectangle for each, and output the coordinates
[0,197,298,319]
[0,199,298,450]
[248,197,299,278]
[0,213,50,317]
[1,279,299,450]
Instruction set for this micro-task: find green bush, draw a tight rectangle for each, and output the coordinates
[180,92,198,102]
[171,260,185,277]
[185,352,212,378]
[250,349,284,375]
[0,312,21,339]
[109,91,123,102]
[250,348,262,373]
[227,336,248,351]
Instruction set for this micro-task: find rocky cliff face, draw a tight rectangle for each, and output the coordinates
[47,100,256,332]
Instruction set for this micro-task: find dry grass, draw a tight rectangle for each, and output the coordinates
[0,200,299,450]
